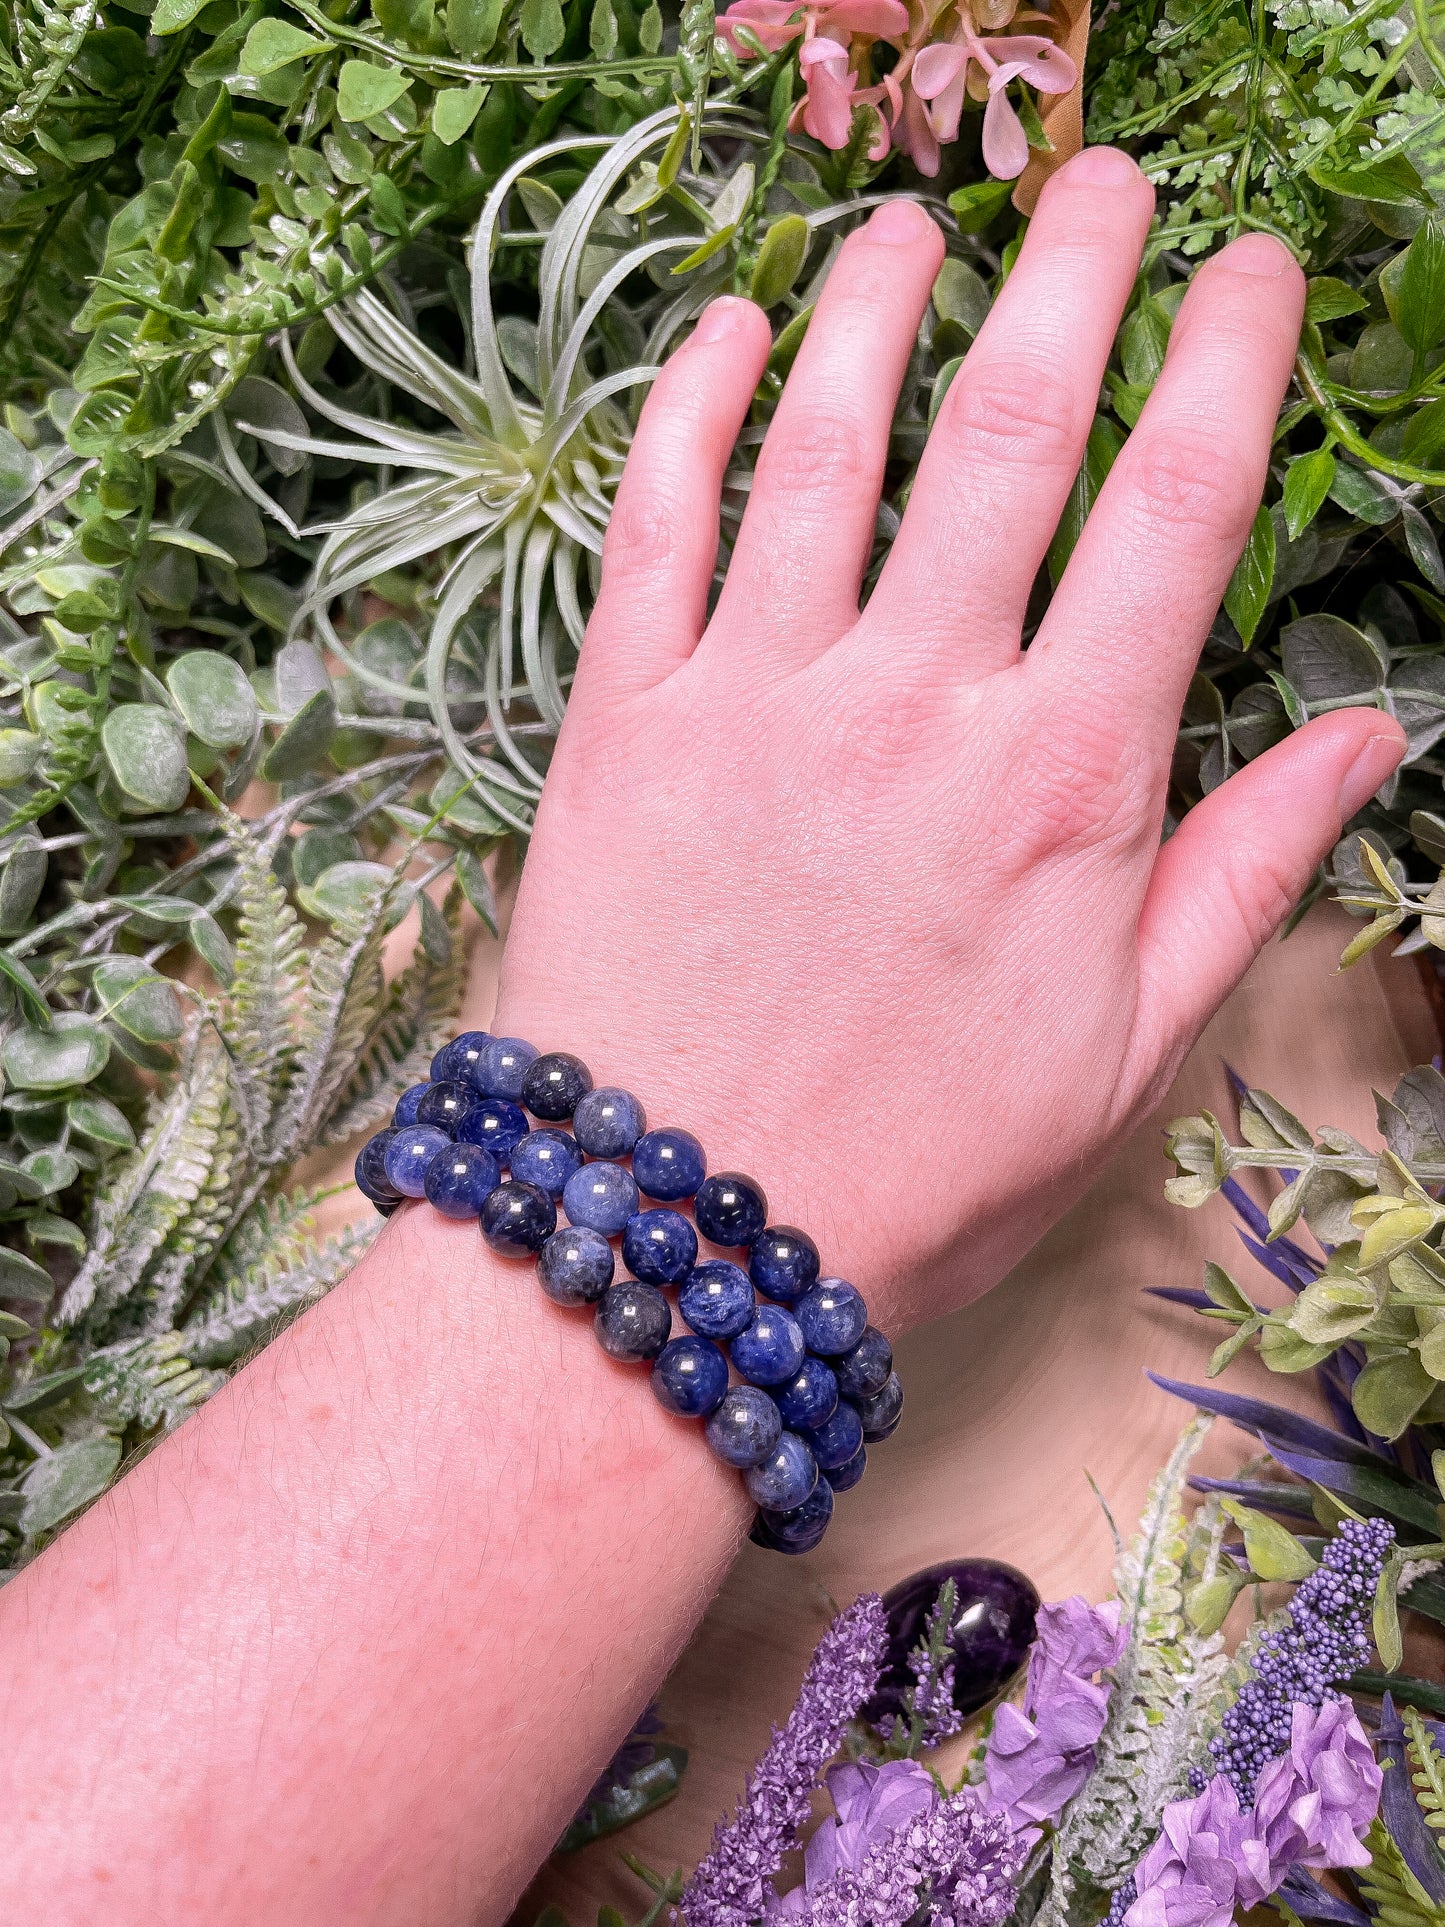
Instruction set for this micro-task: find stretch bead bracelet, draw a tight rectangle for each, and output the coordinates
[354,1032,903,1555]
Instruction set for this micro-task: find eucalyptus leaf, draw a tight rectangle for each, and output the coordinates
[19,1436,121,1536]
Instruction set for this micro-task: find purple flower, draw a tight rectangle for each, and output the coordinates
[681,1593,889,1927]
[1242,1700,1381,1896]
[1126,1776,1255,1927]
[983,1597,1126,1830]
[767,1760,938,1919]
[798,1784,1026,1927]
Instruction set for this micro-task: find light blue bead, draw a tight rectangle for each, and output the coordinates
[383,1123,450,1198]
[476,1035,539,1100]
[745,1431,818,1511]
[678,1259,755,1341]
[731,1304,805,1387]
[563,1160,639,1236]
[508,1128,584,1198]
[574,1086,647,1158]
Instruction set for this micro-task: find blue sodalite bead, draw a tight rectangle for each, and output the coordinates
[508,1127,584,1198]
[563,1160,639,1236]
[383,1123,450,1198]
[796,1278,868,1357]
[805,1398,864,1470]
[678,1259,755,1341]
[622,1208,697,1286]
[651,1336,729,1418]
[745,1430,817,1510]
[479,1179,556,1256]
[456,1097,530,1160]
[537,1226,614,1306]
[423,1142,500,1219]
[824,1444,867,1493]
[856,1371,904,1442]
[731,1303,805,1386]
[521,1051,593,1121]
[595,1281,672,1362]
[704,1386,782,1468]
[695,1172,768,1248]
[574,1086,647,1159]
[476,1035,539,1100]
[416,1079,480,1136]
[773,1355,839,1431]
[355,1129,400,1203]
[750,1224,820,1304]
[393,1083,430,1128]
[836,1326,893,1401]
[761,1476,834,1554]
[432,1030,490,1085]
[632,1128,706,1202]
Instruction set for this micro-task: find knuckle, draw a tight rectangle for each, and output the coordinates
[945,359,1080,468]
[1126,428,1255,544]
[1008,711,1153,860]
[1224,841,1304,951]
[759,410,872,499]
[601,492,684,582]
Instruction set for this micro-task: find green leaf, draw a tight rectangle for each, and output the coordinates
[102,705,190,812]
[1283,448,1336,540]
[0,1246,54,1301]
[92,957,184,1044]
[337,61,412,123]
[946,177,1014,232]
[433,84,486,145]
[590,0,618,57]
[447,0,507,56]
[2,1013,110,1092]
[932,257,991,337]
[1308,152,1429,207]
[456,847,499,934]
[0,948,51,1030]
[1398,217,1445,355]
[260,688,338,782]
[1121,297,1171,390]
[1223,506,1276,647]
[1375,1555,1404,1672]
[1354,1351,1437,1439]
[166,652,259,751]
[1305,276,1369,323]
[1184,1568,1248,1636]
[66,1094,136,1150]
[19,1436,121,1536]
[1290,1275,1378,1343]
[1202,1261,1254,1314]
[749,216,810,309]
[520,0,565,56]
[1219,1497,1318,1580]
[150,0,209,30]
[298,860,400,924]
[239,18,331,75]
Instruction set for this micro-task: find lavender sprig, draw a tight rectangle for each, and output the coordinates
[885,1578,965,1755]
[798,1786,1025,1927]
[679,1593,890,1927]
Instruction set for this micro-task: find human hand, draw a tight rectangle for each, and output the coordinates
[494,146,1405,1332]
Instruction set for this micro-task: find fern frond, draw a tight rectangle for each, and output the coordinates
[0,0,102,156]
[1408,1709,1445,1834]
[215,812,305,1143]
[1359,1816,1445,1927]
[82,1332,225,1432]
[182,1212,377,1367]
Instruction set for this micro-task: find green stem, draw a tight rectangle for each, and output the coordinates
[1295,354,1445,486]
[286,0,675,80]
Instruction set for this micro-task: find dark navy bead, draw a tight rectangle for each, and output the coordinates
[695,1172,768,1248]
[416,1079,480,1136]
[537,1226,615,1306]
[476,1035,538,1100]
[805,1398,864,1470]
[595,1282,672,1362]
[856,1371,904,1442]
[423,1141,500,1219]
[835,1326,893,1401]
[705,1386,782,1468]
[731,1303,805,1386]
[622,1209,697,1286]
[573,1086,647,1159]
[432,1030,491,1084]
[521,1051,593,1121]
[825,1444,867,1493]
[651,1336,728,1417]
[745,1430,817,1510]
[773,1356,839,1431]
[355,1128,401,1202]
[383,1123,450,1198]
[508,1127,584,1198]
[796,1278,868,1357]
[456,1097,529,1160]
[761,1477,834,1554]
[750,1224,820,1305]
[479,1179,556,1256]
[562,1160,639,1236]
[392,1083,430,1128]
[678,1259,755,1341]
[632,1128,706,1202]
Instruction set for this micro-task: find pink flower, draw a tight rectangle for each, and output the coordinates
[717,0,905,55]
[909,29,1076,179]
[799,35,860,147]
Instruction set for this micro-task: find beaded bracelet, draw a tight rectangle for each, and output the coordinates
[353,1032,903,1556]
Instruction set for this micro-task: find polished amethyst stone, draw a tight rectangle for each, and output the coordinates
[864,1559,1040,1724]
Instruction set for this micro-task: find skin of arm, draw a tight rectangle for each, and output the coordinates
[0,147,1408,1925]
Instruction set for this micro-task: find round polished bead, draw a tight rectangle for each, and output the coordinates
[574,1086,647,1159]
[824,1443,867,1493]
[392,1083,430,1128]
[761,1476,834,1554]
[562,1160,639,1236]
[476,1035,539,1100]
[632,1128,706,1202]
[456,1097,529,1161]
[835,1326,893,1401]
[355,1128,400,1203]
[537,1226,615,1306]
[651,1336,728,1417]
[796,1278,868,1357]
[731,1304,805,1387]
[383,1123,450,1198]
[479,1179,556,1257]
[745,1431,818,1511]
[521,1051,593,1121]
[805,1397,864,1470]
[750,1224,821,1305]
[695,1172,768,1248]
[432,1030,491,1084]
[423,1142,500,1219]
[705,1386,782,1468]
[623,1208,697,1286]
[595,1281,672,1362]
[508,1127,584,1198]
[773,1356,839,1431]
[678,1259,755,1341]
[856,1371,904,1442]
[416,1079,480,1136]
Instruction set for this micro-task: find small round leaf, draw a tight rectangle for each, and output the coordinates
[101,704,190,812]
[166,651,259,750]
[2,1012,110,1091]
[92,957,183,1043]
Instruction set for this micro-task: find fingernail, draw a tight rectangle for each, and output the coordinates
[1222,232,1293,277]
[1339,731,1406,818]
[1062,145,1139,186]
[868,197,933,244]
[694,298,749,344]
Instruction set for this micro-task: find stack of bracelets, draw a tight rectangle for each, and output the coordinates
[353,1031,902,1555]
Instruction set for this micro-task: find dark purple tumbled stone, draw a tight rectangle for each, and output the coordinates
[863,1558,1040,1724]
